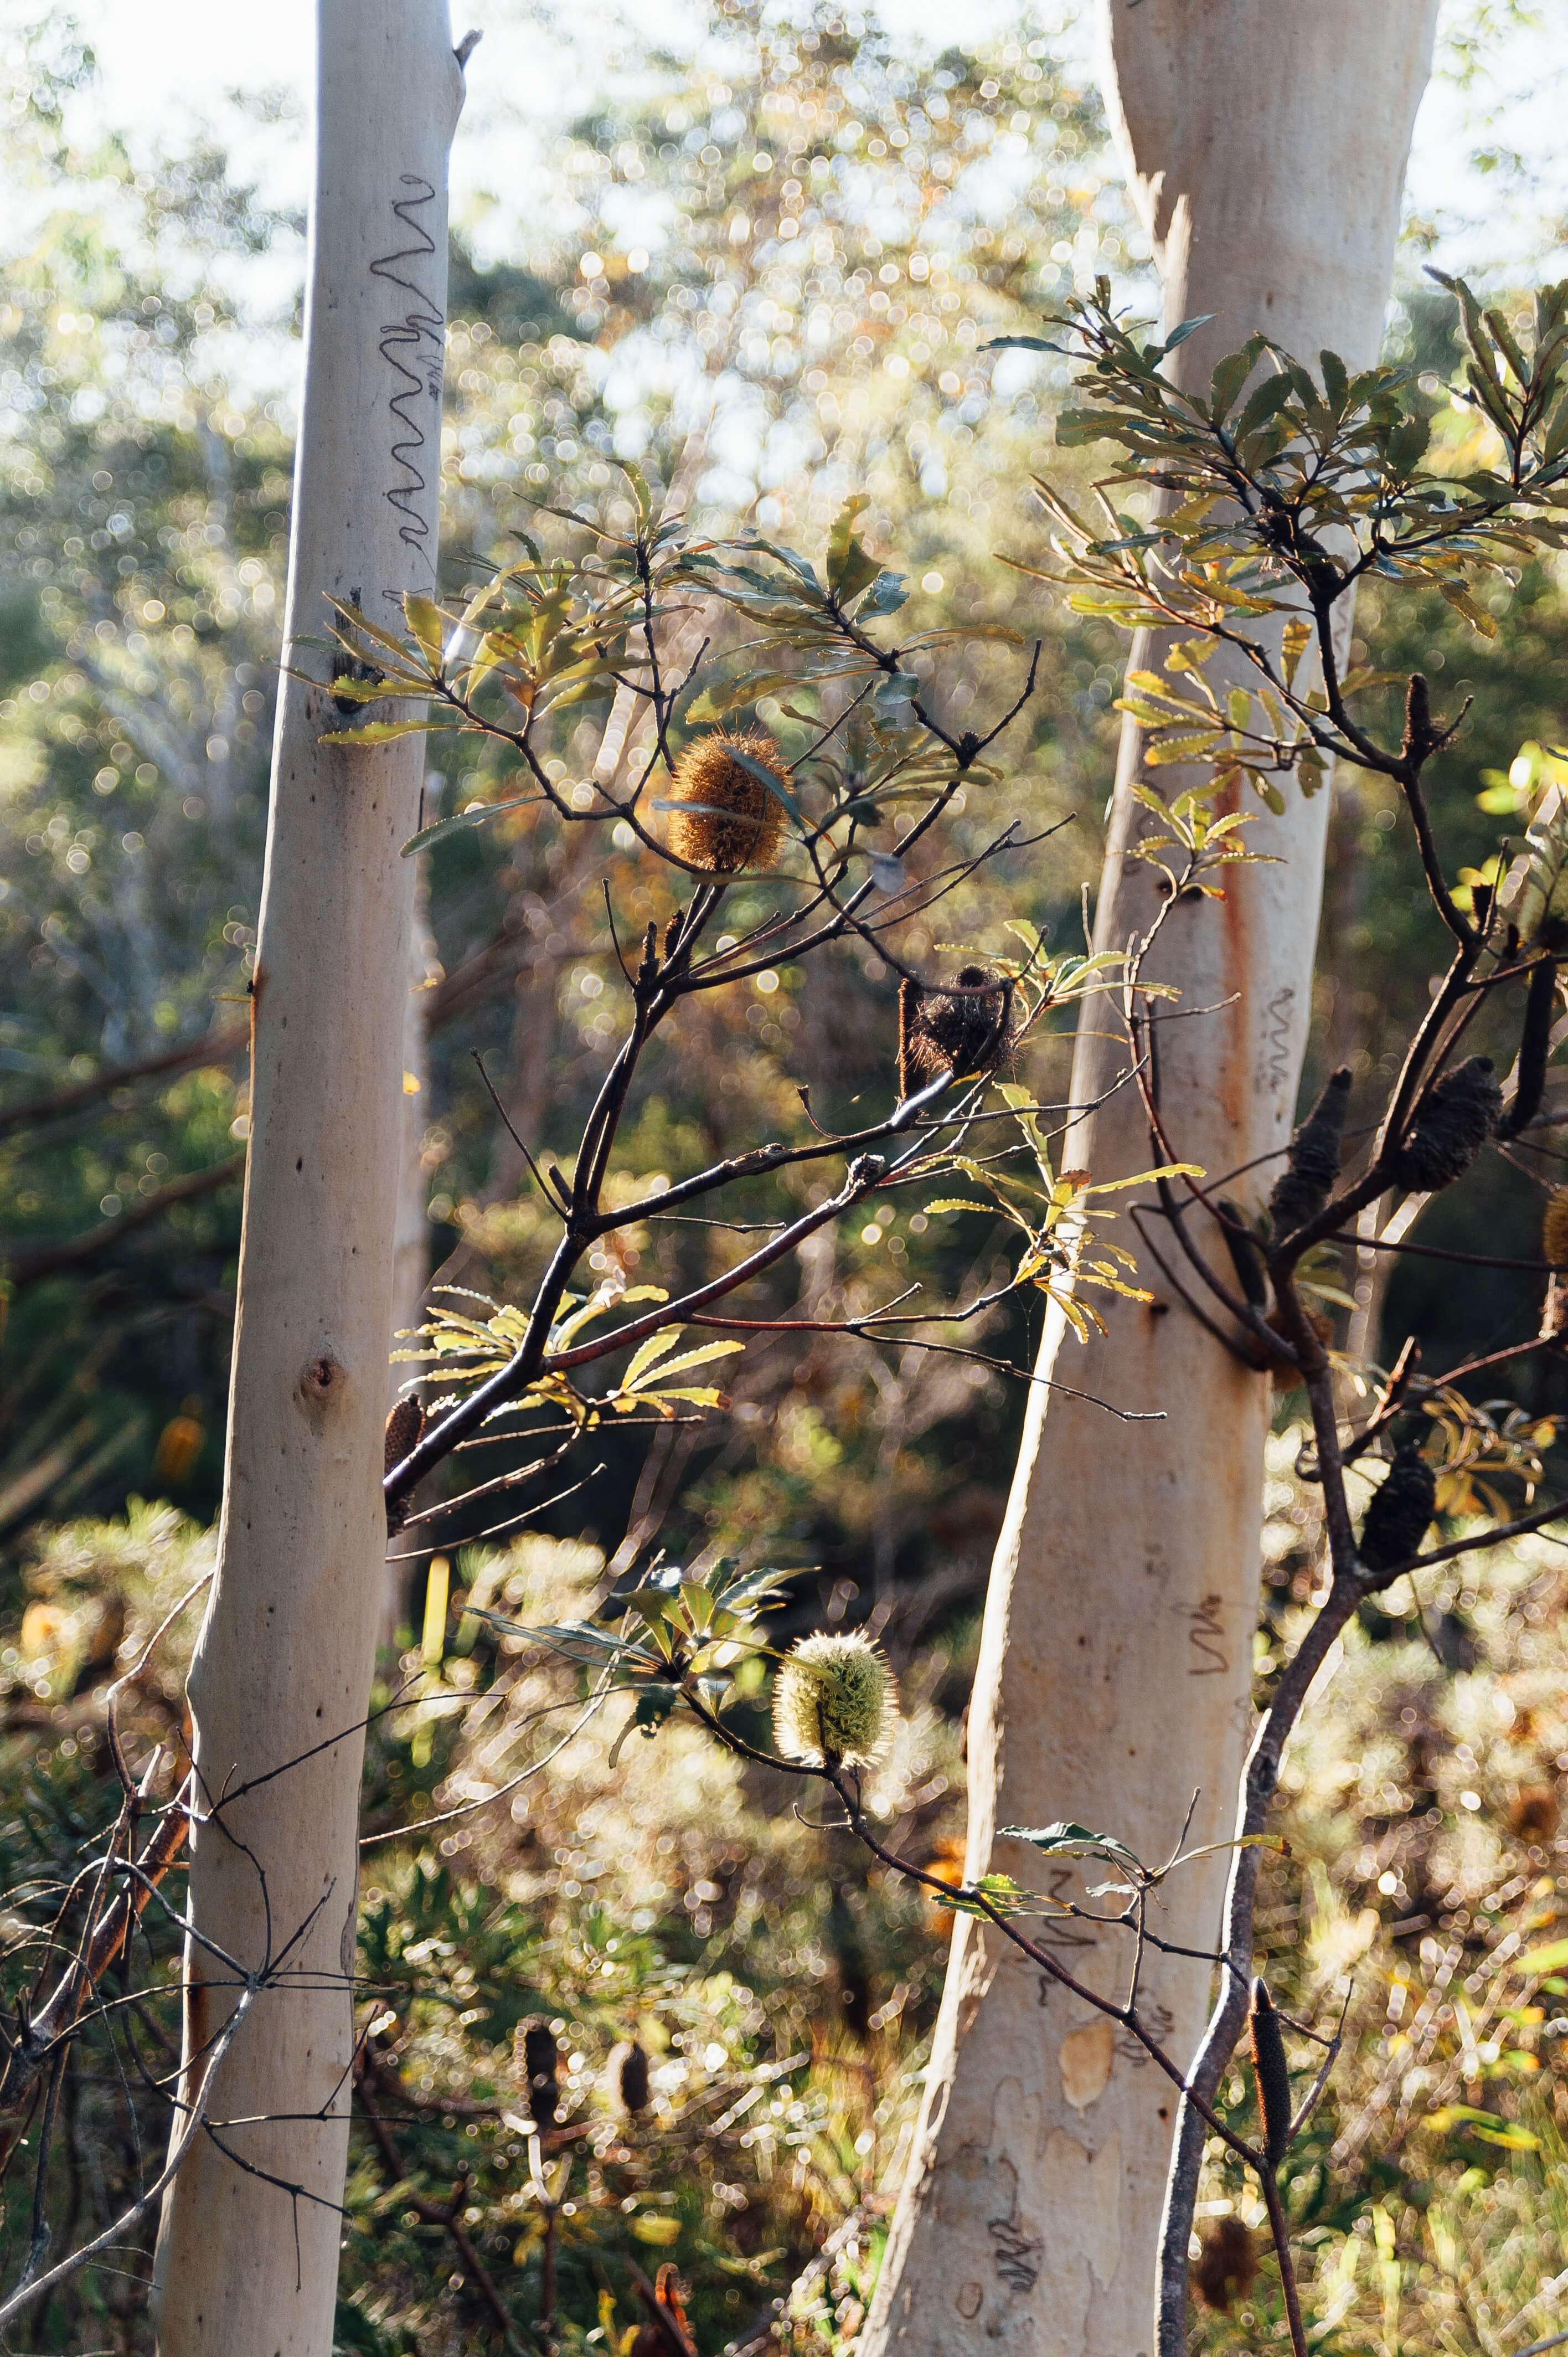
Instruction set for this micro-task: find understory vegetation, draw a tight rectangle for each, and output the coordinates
[5,4,1568,2351]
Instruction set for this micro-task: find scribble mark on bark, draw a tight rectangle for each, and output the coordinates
[1188,1592,1227,1675]
[369,176,445,583]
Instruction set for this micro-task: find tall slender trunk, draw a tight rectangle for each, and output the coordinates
[153,10,466,2350]
[860,7,1436,2352]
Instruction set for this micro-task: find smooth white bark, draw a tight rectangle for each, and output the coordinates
[153,9,464,2350]
[862,8,1436,2352]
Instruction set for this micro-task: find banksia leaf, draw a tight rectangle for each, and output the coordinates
[1194,2215,1258,2312]
[606,2038,651,2117]
[1249,1978,1293,2168]
[1391,1056,1501,1192]
[1358,1439,1437,1574]
[515,2015,560,2132]
[898,966,1015,1094]
[664,726,790,873]
[773,1630,897,1768]
[1268,1067,1350,1235]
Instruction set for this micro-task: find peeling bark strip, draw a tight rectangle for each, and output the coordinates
[858,7,1438,2353]
[150,12,467,2355]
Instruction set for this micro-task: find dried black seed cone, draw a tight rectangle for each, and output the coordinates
[1216,1198,1268,1310]
[1358,1439,1437,1575]
[1248,1978,1293,2169]
[1268,1067,1351,1236]
[384,1396,424,1533]
[898,965,1014,1094]
[1194,2216,1258,2313]
[384,1395,423,1475]
[1391,1056,1502,1192]
[606,2038,651,2117]
[515,2016,560,2132]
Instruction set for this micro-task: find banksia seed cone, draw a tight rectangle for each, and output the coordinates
[1390,1056,1501,1192]
[384,1394,424,1474]
[1358,1439,1437,1574]
[1542,1191,1568,1339]
[773,1630,897,1768]
[1268,1067,1351,1236]
[1194,2215,1258,2313]
[1545,1188,1568,1268]
[666,726,789,873]
[1510,1784,1559,1844]
[1249,1978,1293,2168]
[606,2038,651,2117]
[898,965,1014,1094]
[514,2016,560,2132]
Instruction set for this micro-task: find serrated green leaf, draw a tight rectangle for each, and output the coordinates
[322,718,453,745]
[402,789,536,856]
[404,593,446,663]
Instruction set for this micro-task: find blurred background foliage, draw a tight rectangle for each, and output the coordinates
[4,1,1568,2349]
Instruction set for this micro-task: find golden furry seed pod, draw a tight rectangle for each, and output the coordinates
[665,726,790,873]
[773,1630,897,1769]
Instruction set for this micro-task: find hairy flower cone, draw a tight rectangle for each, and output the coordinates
[898,965,1014,1094]
[1194,2216,1258,2313]
[666,725,788,873]
[1358,1439,1437,1574]
[1268,1066,1352,1236]
[606,2038,651,2117]
[1391,1056,1502,1192]
[773,1630,896,1768]
[515,2016,560,2132]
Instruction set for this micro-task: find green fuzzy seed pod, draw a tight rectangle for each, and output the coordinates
[1390,1056,1501,1192]
[773,1631,897,1769]
[1358,1439,1437,1575]
[1268,1067,1351,1237]
[606,2039,651,2117]
[1249,1979,1293,2168]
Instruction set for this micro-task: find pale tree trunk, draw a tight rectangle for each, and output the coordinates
[861,8,1436,2354]
[381,873,438,1645]
[153,9,467,2351]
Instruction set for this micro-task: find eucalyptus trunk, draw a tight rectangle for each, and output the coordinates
[153,8,466,2349]
[860,6,1437,2350]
